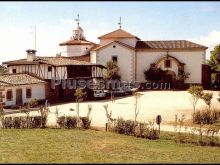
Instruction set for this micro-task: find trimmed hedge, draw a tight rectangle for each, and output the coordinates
[1,116,47,129]
[112,118,160,140]
[57,116,77,129]
[194,109,220,124]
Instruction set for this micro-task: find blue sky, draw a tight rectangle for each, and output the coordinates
[1,2,220,63]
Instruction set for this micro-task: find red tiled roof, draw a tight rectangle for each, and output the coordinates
[136,40,208,49]
[0,73,45,86]
[66,54,90,62]
[91,40,135,51]
[59,39,95,46]
[98,29,140,40]
[3,56,104,67]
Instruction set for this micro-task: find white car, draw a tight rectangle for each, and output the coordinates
[93,90,106,99]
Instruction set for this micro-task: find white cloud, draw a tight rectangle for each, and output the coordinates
[188,30,220,59]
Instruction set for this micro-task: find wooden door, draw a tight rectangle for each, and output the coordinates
[16,88,23,105]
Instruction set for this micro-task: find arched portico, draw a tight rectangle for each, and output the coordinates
[151,55,185,78]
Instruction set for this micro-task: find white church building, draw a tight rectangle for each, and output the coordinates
[59,16,208,85]
[1,15,210,106]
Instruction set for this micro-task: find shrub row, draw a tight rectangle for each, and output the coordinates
[194,109,220,124]
[2,116,47,129]
[56,116,91,129]
[112,118,160,140]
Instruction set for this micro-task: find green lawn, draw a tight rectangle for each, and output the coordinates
[0,129,220,163]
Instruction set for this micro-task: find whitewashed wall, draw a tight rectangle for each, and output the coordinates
[96,42,135,81]
[2,83,45,106]
[136,50,206,83]
[61,45,94,57]
[90,51,96,63]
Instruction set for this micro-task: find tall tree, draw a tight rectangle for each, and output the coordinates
[104,60,121,80]
[207,44,220,71]
[188,85,204,123]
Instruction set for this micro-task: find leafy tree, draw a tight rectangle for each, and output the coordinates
[188,85,204,123]
[144,66,168,81]
[74,88,87,127]
[202,92,213,110]
[104,60,121,80]
[207,44,220,71]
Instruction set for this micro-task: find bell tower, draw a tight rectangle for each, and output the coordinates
[72,13,85,40]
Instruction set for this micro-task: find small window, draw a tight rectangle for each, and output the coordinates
[26,88,32,98]
[12,69,16,73]
[6,90,13,101]
[112,56,118,63]
[48,66,52,72]
[113,45,116,48]
[164,59,171,68]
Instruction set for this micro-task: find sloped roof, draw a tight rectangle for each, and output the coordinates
[0,73,45,86]
[3,56,104,67]
[59,39,95,46]
[91,40,135,51]
[136,40,208,49]
[98,29,140,40]
[69,54,90,62]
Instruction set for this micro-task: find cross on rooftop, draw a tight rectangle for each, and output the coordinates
[75,13,80,26]
[118,17,122,29]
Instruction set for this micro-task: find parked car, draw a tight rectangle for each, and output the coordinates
[106,88,126,96]
[124,86,139,95]
[93,89,106,99]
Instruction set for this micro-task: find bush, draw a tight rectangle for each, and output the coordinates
[144,66,168,82]
[136,121,159,140]
[1,116,48,129]
[112,118,159,140]
[66,116,77,129]
[194,109,220,124]
[28,116,47,128]
[13,117,22,129]
[27,98,38,108]
[57,116,66,128]
[113,118,135,135]
[2,117,13,128]
[57,116,77,129]
[80,117,91,129]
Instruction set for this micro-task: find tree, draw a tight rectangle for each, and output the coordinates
[133,92,143,134]
[188,85,204,123]
[104,60,121,80]
[103,104,114,131]
[207,44,220,71]
[74,88,87,127]
[208,44,220,89]
[202,92,213,110]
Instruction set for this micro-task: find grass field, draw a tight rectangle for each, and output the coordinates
[0,129,220,163]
